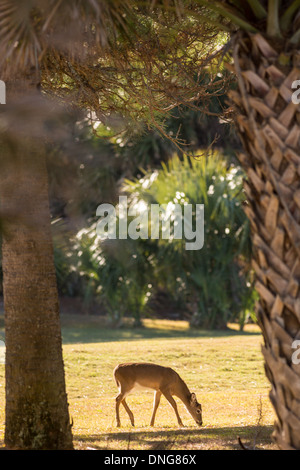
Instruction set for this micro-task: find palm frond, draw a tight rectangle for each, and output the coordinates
[194,0,258,32]
[0,0,42,70]
[194,0,300,44]
[246,0,267,20]
[0,0,136,72]
[267,0,282,38]
[280,0,300,30]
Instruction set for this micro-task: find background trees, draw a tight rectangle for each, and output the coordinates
[71,151,253,330]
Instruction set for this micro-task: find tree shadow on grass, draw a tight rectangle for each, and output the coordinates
[59,318,261,345]
[74,425,276,451]
[0,312,261,345]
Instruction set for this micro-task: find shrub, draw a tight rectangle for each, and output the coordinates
[124,152,254,329]
[63,151,255,329]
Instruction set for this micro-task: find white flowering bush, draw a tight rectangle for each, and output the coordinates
[124,152,255,329]
[70,151,256,329]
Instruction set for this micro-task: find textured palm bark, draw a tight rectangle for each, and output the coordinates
[228,31,300,449]
[0,82,73,449]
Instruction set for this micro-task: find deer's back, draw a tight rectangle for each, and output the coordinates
[114,362,180,391]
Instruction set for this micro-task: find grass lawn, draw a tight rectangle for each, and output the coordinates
[0,315,277,450]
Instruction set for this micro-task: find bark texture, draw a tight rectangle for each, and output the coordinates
[228,31,300,449]
[0,82,73,449]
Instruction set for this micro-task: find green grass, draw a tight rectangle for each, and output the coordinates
[0,316,277,450]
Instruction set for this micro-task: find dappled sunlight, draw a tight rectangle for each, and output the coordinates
[59,317,262,345]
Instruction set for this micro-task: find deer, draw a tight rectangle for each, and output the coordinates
[113,362,202,427]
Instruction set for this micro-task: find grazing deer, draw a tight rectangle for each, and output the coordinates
[113,362,202,427]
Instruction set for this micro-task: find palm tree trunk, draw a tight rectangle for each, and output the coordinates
[229,31,300,449]
[0,80,73,449]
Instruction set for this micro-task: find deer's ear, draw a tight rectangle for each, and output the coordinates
[190,393,197,404]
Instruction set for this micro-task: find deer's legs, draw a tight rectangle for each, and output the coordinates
[161,389,183,427]
[150,390,162,426]
[115,392,123,427]
[115,390,134,427]
[122,398,134,426]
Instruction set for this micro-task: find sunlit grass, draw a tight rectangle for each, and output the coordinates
[0,316,277,450]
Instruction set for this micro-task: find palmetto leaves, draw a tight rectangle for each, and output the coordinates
[193,0,300,44]
[0,0,41,69]
[0,0,135,70]
[123,152,252,328]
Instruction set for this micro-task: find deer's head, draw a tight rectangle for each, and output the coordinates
[188,392,202,426]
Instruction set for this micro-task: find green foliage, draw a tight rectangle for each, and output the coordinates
[72,228,154,326]
[68,152,256,329]
[194,0,300,46]
[125,152,254,329]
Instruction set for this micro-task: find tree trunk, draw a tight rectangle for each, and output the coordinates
[0,79,73,449]
[229,31,300,449]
